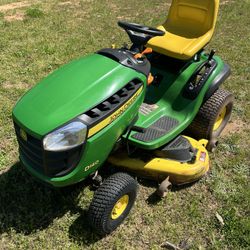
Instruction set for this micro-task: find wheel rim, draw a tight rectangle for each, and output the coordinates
[111,195,129,220]
[213,107,227,131]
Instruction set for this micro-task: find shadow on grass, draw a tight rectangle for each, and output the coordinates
[0,163,200,245]
[0,162,103,245]
[68,211,104,245]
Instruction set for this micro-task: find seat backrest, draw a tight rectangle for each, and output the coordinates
[164,0,220,38]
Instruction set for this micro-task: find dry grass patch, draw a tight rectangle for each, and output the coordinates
[221,0,235,5]
[221,118,248,137]
[0,0,43,21]
[0,1,31,12]
[1,81,30,90]
[58,1,72,6]
[4,12,24,21]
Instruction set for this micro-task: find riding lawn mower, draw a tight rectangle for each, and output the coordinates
[12,0,233,235]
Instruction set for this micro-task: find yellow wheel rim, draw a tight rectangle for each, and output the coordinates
[111,195,129,220]
[213,107,227,131]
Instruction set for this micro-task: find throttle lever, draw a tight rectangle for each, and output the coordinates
[208,49,216,66]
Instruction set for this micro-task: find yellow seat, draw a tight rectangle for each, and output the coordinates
[147,0,220,60]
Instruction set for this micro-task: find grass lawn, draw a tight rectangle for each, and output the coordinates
[0,0,249,249]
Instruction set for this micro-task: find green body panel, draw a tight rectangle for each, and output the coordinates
[13,54,145,137]
[21,90,145,187]
[127,54,225,149]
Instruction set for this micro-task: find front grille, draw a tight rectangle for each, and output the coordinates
[14,123,83,177]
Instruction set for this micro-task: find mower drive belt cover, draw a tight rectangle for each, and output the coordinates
[155,136,196,162]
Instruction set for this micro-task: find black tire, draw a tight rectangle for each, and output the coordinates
[188,89,233,140]
[88,172,138,235]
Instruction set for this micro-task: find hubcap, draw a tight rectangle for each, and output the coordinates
[213,107,227,131]
[111,195,129,220]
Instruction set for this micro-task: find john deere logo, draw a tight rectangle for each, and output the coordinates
[20,129,27,141]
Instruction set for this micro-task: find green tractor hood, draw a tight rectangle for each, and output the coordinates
[13,54,145,137]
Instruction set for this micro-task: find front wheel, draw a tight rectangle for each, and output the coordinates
[88,172,138,235]
[187,89,233,142]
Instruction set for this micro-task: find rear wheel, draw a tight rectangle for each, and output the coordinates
[188,89,233,141]
[88,172,138,235]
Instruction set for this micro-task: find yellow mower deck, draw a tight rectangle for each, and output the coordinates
[108,137,210,185]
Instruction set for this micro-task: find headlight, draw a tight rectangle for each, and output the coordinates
[43,121,87,152]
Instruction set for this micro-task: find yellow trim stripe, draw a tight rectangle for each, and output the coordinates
[88,86,143,138]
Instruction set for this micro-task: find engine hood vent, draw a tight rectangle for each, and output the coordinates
[79,78,143,138]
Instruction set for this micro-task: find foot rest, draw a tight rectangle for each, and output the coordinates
[132,116,179,142]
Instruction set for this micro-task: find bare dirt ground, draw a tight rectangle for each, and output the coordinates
[221,118,248,136]
[221,0,235,5]
[0,1,31,21]
[1,81,30,90]
[0,1,31,12]
[4,12,24,21]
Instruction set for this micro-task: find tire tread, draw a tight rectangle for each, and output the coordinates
[88,172,137,235]
[188,89,233,139]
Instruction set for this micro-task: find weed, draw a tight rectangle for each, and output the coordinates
[25,7,44,19]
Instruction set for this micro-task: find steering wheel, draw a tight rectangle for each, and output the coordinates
[118,21,165,52]
[118,21,165,37]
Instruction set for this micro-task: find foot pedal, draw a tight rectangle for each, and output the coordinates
[132,116,179,142]
[156,136,195,162]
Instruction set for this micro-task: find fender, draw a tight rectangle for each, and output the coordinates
[204,63,231,101]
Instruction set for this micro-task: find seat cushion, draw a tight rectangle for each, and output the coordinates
[147,25,212,60]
